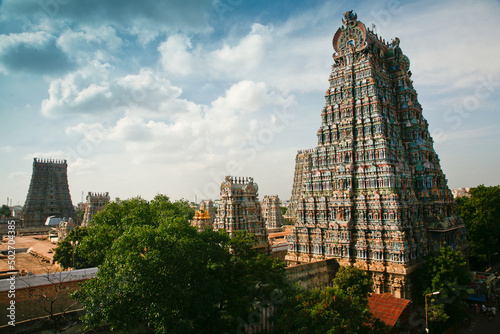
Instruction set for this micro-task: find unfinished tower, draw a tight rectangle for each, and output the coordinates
[22,158,76,227]
[286,11,467,298]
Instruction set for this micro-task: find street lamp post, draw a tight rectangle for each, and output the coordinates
[70,240,79,269]
[425,291,440,333]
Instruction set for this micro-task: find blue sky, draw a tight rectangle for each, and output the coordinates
[1,0,499,206]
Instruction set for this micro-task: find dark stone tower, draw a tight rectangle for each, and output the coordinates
[22,158,76,227]
[286,11,468,298]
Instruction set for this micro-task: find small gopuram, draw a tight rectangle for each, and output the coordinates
[199,199,216,225]
[261,195,285,230]
[214,176,268,251]
[82,192,110,226]
[22,158,76,227]
[285,11,467,298]
[191,209,213,231]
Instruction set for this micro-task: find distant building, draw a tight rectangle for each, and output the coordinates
[451,187,471,198]
[191,209,213,231]
[56,217,76,241]
[287,151,312,224]
[261,195,285,230]
[199,199,215,225]
[11,205,23,218]
[82,192,110,226]
[214,176,268,251]
[22,158,76,227]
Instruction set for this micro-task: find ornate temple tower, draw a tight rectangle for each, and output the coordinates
[199,199,216,225]
[22,158,76,227]
[261,195,285,230]
[215,176,268,251]
[285,11,468,298]
[82,192,110,226]
[191,209,213,231]
[287,151,313,224]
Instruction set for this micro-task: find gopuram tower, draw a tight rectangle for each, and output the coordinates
[285,11,467,298]
[215,176,268,252]
[22,158,76,227]
[82,192,110,226]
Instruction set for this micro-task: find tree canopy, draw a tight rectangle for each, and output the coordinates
[412,246,470,332]
[54,195,195,269]
[271,266,387,334]
[0,204,11,217]
[60,195,286,333]
[332,265,373,302]
[455,185,500,270]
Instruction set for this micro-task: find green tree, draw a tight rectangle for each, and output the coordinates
[69,195,287,333]
[53,226,91,269]
[333,266,373,302]
[455,185,500,270]
[272,265,387,334]
[75,207,85,225]
[280,207,287,216]
[412,247,470,332]
[271,286,387,334]
[0,204,11,217]
[53,195,195,268]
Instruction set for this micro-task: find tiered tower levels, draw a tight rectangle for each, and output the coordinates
[215,176,268,250]
[22,158,76,227]
[286,11,467,298]
[82,192,110,226]
[261,195,285,230]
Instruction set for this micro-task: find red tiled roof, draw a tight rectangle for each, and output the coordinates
[368,293,411,327]
[268,230,291,239]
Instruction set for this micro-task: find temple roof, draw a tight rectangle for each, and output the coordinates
[368,293,411,327]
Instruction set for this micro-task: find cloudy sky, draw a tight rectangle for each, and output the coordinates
[1,0,499,206]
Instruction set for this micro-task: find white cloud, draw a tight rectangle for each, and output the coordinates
[57,26,123,63]
[0,0,214,43]
[0,31,74,74]
[158,34,197,76]
[41,65,188,117]
[378,0,500,92]
[157,22,332,92]
[63,80,294,166]
[68,158,99,175]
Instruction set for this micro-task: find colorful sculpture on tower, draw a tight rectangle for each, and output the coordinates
[286,11,468,298]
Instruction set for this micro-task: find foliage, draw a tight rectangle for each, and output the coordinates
[333,266,373,303]
[271,286,388,334]
[280,206,287,216]
[455,185,500,270]
[271,265,387,334]
[53,226,91,269]
[53,195,195,268]
[0,204,11,217]
[70,195,287,333]
[412,246,470,332]
[75,207,85,225]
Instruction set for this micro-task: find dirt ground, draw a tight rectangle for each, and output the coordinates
[0,235,61,276]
